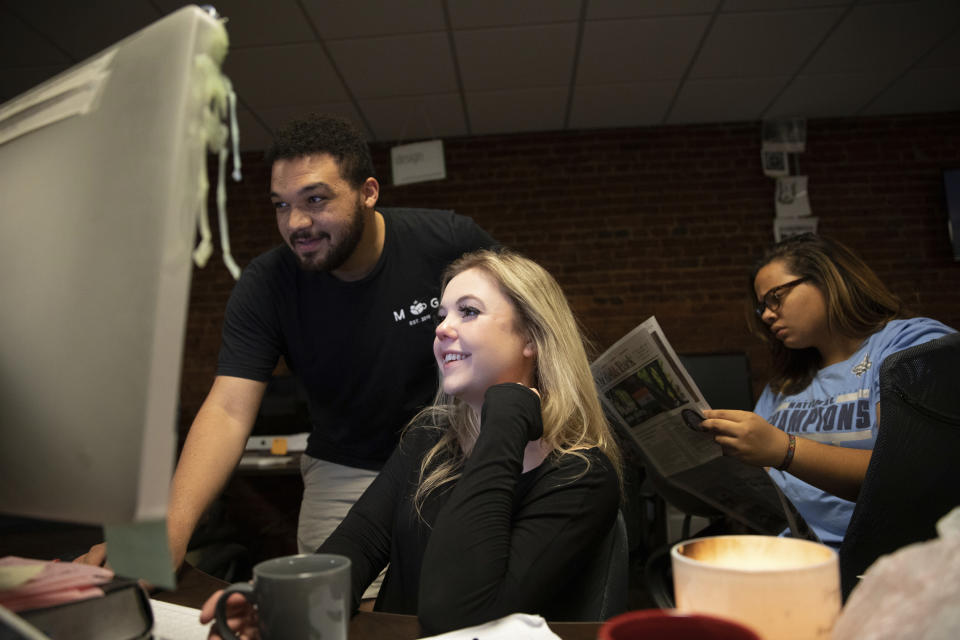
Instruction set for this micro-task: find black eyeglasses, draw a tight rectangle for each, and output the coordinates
[755,277,808,317]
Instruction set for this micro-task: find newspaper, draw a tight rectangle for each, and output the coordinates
[592,317,792,536]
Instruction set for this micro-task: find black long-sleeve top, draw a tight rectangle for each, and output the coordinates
[317,384,620,634]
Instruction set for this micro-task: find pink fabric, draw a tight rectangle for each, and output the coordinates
[0,556,113,612]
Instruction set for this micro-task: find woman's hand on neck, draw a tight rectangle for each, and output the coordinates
[460,384,548,471]
[517,386,547,472]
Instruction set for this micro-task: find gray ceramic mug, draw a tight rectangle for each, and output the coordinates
[214,553,351,640]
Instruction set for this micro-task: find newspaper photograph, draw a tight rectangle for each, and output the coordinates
[592,317,793,536]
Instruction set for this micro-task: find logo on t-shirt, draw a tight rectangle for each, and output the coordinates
[851,353,872,377]
[393,296,439,326]
[409,300,427,315]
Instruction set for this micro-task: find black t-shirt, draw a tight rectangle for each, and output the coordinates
[216,208,496,469]
[318,384,620,634]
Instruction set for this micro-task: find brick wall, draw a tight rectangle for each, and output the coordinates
[179,112,960,438]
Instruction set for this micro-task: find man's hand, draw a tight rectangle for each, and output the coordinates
[74,542,109,567]
[200,589,260,639]
[74,542,161,592]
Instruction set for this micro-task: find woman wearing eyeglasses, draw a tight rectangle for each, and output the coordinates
[700,233,955,547]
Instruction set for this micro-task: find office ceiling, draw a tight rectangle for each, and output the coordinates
[2,0,958,151]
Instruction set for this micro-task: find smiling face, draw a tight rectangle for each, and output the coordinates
[433,268,537,412]
[270,153,375,273]
[754,259,831,352]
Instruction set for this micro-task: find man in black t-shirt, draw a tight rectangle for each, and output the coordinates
[78,114,496,576]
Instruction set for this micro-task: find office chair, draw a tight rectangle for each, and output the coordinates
[602,411,726,609]
[639,473,731,609]
[839,333,960,600]
[550,511,629,621]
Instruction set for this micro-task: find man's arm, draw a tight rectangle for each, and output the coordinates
[166,375,268,569]
[75,375,267,571]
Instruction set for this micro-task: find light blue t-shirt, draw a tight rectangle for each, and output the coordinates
[755,317,956,547]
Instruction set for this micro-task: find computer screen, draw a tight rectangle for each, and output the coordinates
[0,5,233,568]
[678,352,755,412]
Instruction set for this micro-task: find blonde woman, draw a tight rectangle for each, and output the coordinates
[204,249,621,635]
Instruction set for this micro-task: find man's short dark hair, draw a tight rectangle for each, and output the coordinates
[265,114,375,188]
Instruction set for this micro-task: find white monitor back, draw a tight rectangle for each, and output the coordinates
[0,6,230,526]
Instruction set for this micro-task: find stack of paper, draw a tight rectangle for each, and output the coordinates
[422,614,561,640]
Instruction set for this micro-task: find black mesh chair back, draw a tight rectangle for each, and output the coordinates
[839,332,960,599]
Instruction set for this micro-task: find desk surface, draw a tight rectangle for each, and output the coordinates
[236,451,302,475]
[156,564,603,640]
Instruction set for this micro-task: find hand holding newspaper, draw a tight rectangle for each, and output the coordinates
[592,317,811,538]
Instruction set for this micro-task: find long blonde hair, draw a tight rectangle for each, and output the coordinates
[411,250,622,512]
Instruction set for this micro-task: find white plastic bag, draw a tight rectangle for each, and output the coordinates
[833,507,960,640]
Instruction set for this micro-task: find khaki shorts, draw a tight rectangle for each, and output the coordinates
[298,454,384,599]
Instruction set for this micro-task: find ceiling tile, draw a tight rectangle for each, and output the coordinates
[152,0,316,48]
[917,29,960,68]
[568,81,677,128]
[690,8,846,78]
[587,0,719,19]
[448,0,581,28]
[224,43,348,109]
[359,94,467,142]
[251,103,367,140]
[805,0,960,75]
[234,104,275,152]
[455,24,578,91]
[5,0,161,61]
[327,33,457,99]
[764,73,892,118]
[577,16,711,84]
[0,64,71,103]
[723,0,854,10]
[668,76,787,124]
[861,66,960,116]
[466,87,567,135]
[0,8,72,67]
[1,0,954,142]
[300,0,445,39]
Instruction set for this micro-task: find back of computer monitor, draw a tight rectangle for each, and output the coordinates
[0,6,230,526]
